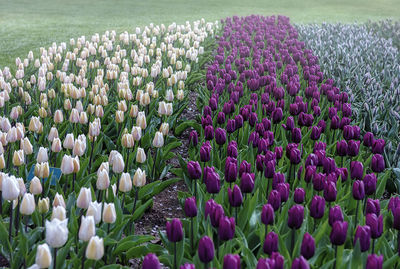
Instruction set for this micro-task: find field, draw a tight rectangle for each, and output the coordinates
[0,0,400,268]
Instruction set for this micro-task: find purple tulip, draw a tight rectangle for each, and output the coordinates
[350,161,364,180]
[328,205,344,226]
[300,233,315,260]
[209,202,224,228]
[275,146,283,159]
[227,119,236,134]
[285,116,295,131]
[263,231,279,255]
[304,166,316,183]
[200,143,211,162]
[372,139,385,154]
[205,169,220,194]
[348,140,360,156]
[228,185,243,207]
[204,125,214,140]
[184,197,197,218]
[180,263,195,269]
[225,159,237,183]
[343,125,354,140]
[268,190,281,211]
[290,148,301,164]
[292,128,302,143]
[354,225,371,252]
[215,127,227,145]
[330,221,348,245]
[277,183,290,203]
[264,160,275,178]
[288,205,304,229]
[366,254,383,269]
[142,253,161,269]
[309,195,325,221]
[352,180,365,200]
[294,188,305,204]
[219,216,235,241]
[363,173,377,196]
[310,126,321,140]
[239,160,251,177]
[272,107,283,123]
[189,131,198,146]
[187,161,201,180]
[272,172,285,189]
[365,213,383,239]
[291,256,309,269]
[389,196,400,213]
[323,181,337,202]
[392,206,400,230]
[312,173,325,192]
[322,157,336,174]
[217,112,226,125]
[235,115,244,129]
[366,199,380,215]
[223,254,240,269]
[371,154,385,173]
[227,141,238,158]
[363,132,374,147]
[336,140,348,156]
[166,218,183,242]
[198,236,214,263]
[240,172,255,193]
[261,204,275,226]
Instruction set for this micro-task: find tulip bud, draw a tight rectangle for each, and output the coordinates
[119,173,132,193]
[198,236,214,264]
[166,218,183,242]
[130,104,139,118]
[30,176,43,195]
[35,243,52,269]
[366,254,383,269]
[77,187,92,209]
[354,225,371,252]
[371,154,385,173]
[87,201,102,224]
[121,133,134,148]
[51,138,62,153]
[288,205,304,229]
[330,221,348,246]
[53,193,66,208]
[218,216,235,241]
[228,185,243,207]
[79,215,96,242]
[133,168,146,187]
[86,236,104,260]
[38,197,50,213]
[142,253,161,269]
[2,175,20,201]
[45,218,68,248]
[63,133,75,149]
[20,193,35,215]
[301,232,315,260]
[263,231,278,255]
[184,197,197,218]
[54,110,64,124]
[48,127,59,142]
[13,149,25,166]
[187,161,201,179]
[291,256,309,269]
[60,155,74,175]
[103,203,116,223]
[96,169,110,190]
[136,148,146,163]
[152,131,164,148]
[159,123,169,136]
[51,206,66,221]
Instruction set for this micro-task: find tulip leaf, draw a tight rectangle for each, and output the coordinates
[126,243,165,259]
[56,240,73,269]
[113,235,155,255]
[0,219,12,256]
[132,199,153,221]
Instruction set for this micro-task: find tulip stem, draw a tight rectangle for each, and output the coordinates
[72,173,76,193]
[372,239,375,253]
[15,197,20,236]
[53,247,58,269]
[173,241,177,269]
[397,230,400,254]
[152,148,158,182]
[354,200,360,230]
[121,192,126,211]
[194,180,197,201]
[100,190,105,226]
[8,203,13,244]
[0,191,2,215]
[190,218,194,253]
[291,229,295,257]
[204,262,208,269]
[132,187,139,216]
[88,138,95,173]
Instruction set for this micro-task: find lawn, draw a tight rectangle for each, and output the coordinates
[1,0,400,69]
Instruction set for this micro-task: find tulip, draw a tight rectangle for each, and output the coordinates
[189,131,198,147]
[348,140,360,156]
[366,199,380,215]
[52,193,66,208]
[336,140,348,157]
[363,173,377,196]
[329,206,344,226]
[96,169,110,190]
[366,254,383,269]
[86,236,104,260]
[263,231,278,255]
[288,205,304,230]
[352,180,365,200]
[12,149,24,166]
[51,138,62,153]
[51,206,66,221]
[37,147,48,163]
[79,215,96,242]
[46,218,68,249]
[366,213,383,240]
[268,190,281,211]
[330,221,348,246]
[35,243,52,269]
[20,193,35,215]
[166,218,183,243]
[187,161,201,180]
[63,133,75,149]
[103,203,116,224]
[291,256,309,269]
[294,188,305,204]
[240,172,255,194]
[136,148,146,163]
[223,254,240,269]
[301,233,315,260]
[200,143,211,162]
[142,253,161,269]
[215,128,226,145]
[111,152,124,174]
[34,162,50,179]
[218,216,235,241]
[153,131,164,148]
[38,197,50,214]
[350,161,364,180]
[133,168,146,187]
[323,181,337,203]
[228,185,243,208]
[87,201,102,224]
[198,236,214,265]
[310,195,325,220]
[371,154,385,173]
[119,173,132,194]
[372,139,385,154]
[2,175,20,201]
[354,225,371,252]
[60,155,74,175]
[77,187,92,210]
[184,197,197,218]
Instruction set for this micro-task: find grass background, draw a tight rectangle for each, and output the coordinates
[1,0,400,69]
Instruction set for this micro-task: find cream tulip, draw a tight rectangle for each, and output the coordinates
[20,193,35,215]
[86,201,102,224]
[29,176,43,195]
[51,206,66,221]
[35,243,52,269]
[133,168,146,187]
[52,193,66,208]
[76,187,92,209]
[136,148,146,163]
[119,173,132,193]
[45,218,68,248]
[102,203,116,224]
[79,215,96,242]
[152,132,164,148]
[86,236,104,261]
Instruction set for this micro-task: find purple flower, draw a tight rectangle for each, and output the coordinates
[204,125,214,140]
[290,148,301,164]
[227,141,238,158]
[217,112,226,125]
[323,181,337,202]
[198,236,214,263]
[352,180,365,200]
[363,173,377,196]
[329,205,344,226]
[228,185,243,207]
[354,225,371,252]
[272,172,285,189]
[350,161,364,180]
[348,140,360,157]
[261,204,274,226]
[363,132,374,147]
[227,119,236,134]
[294,188,305,204]
[277,183,290,203]
[336,140,348,156]
[312,173,325,192]
[180,263,195,269]
[240,172,255,193]
[200,143,211,162]
[166,218,183,242]
[184,197,197,218]
[264,160,275,178]
[291,256,309,269]
[392,206,400,230]
[284,116,295,131]
[366,254,383,269]
[310,195,325,219]
[288,205,304,229]
[366,199,380,215]
[371,154,385,173]
[187,161,201,180]
[142,253,161,269]
[292,128,302,143]
[310,126,321,140]
[300,233,315,260]
[330,221,348,246]
[239,160,251,177]
[275,147,283,159]
[225,158,237,183]
[343,125,354,140]
[223,254,240,269]
[365,213,383,239]
[322,157,336,174]
[304,166,316,183]
[219,216,235,241]
[372,139,385,154]
[205,168,221,194]
[263,231,279,255]
[268,190,281,211]
[235,115,244,129]
[189,131,198,146]
[272,107,283,123]
[215,127,227,145]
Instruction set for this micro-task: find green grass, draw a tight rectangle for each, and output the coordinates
[1,0,400,69]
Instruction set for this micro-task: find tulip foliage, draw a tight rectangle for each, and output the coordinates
[148,15,395,269]
[0,19,219,268]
